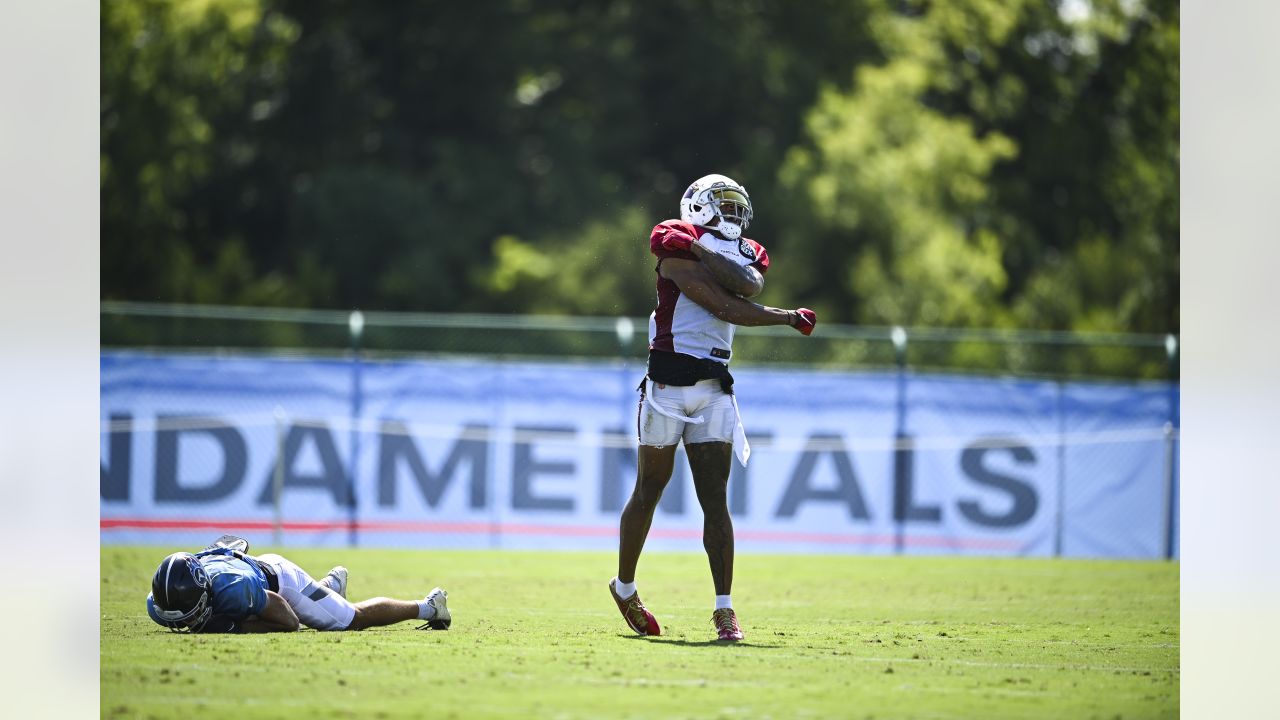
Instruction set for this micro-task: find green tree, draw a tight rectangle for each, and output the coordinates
[100,0,1177,360]
[101,0,305,305]
[775,0,1023,328]
[774,0,1177,342]
[102,0,879,313]
[1004,0,1179,337]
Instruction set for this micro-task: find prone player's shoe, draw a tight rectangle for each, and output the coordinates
[609,580,660,636]
[320,566,348,598]
[418,587,450,630]
[712,608,744,642]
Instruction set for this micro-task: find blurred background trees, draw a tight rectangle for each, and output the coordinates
[101,0,1178,336]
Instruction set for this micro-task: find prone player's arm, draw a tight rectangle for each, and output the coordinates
[661,258,789,327]
[238,591,300,633]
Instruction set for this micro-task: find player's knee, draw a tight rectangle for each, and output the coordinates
[639,471,676,501]
[346,606,369,631]
[628,484,663,513]
[698,495,730,516]
[691,480,729,512]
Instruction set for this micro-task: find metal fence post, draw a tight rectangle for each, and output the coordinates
[891,326,908,555]
[1054,380,1066,557]
[615,314,636,451]
[273,406,286,547]
[1162,334,1179,560]
[347,310,364,548]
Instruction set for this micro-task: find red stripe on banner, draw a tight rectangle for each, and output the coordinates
[100,517,1022,550]
[735,529,1020,550]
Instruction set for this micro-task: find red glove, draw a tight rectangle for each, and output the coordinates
[790,308,817,336]
[660,229,696,252]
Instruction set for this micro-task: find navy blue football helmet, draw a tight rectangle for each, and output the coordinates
[147,552,213,632]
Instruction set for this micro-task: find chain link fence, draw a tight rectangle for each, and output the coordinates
[101,301,1178,382]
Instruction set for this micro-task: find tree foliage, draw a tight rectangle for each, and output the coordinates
[101,0,1178,336]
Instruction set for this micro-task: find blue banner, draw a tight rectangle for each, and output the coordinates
[101,351,1179,558]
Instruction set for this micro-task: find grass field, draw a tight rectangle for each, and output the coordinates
[102,546,1178,719]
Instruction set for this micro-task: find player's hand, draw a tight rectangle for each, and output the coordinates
[790,308,817,336]
[660,229,696,252]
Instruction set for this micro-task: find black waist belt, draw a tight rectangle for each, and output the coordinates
[241,554,279,593]
[647,349,734,395]
[257,560,280,593]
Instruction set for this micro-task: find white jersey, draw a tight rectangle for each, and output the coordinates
[647,219,770,364]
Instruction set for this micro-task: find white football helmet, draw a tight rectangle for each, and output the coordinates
[679,174,753,241]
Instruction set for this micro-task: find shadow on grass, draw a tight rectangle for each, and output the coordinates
[623,635,783,649]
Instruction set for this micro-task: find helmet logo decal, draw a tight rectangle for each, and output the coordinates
[190,561,209,587]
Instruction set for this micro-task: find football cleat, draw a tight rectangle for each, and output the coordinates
[712,608,744,642]
[418,587,450,630]
[321,566,348,598]
[609,580,661,636]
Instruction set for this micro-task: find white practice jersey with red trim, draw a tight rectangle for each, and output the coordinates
[648,219,771,364]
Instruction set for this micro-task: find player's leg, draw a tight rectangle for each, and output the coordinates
[612,382,686,636]
[610,443,677,636]
[347,587,449,630]
[259,554,447,630]
[686,441,735,596]
[621,381,691,582]
[687,442,744,641]
[683,383,746,641]
[345,598,417,628]
[617,443,679,584]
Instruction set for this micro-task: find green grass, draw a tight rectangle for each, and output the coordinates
[102,546,1178,719]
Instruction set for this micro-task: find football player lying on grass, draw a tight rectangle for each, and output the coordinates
[145,536,450,633]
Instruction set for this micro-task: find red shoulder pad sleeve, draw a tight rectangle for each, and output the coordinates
[650,220,699,260]
[744,238,770,274]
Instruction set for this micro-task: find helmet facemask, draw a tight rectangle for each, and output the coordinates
[708,186,752,241]
[151,590,213,632]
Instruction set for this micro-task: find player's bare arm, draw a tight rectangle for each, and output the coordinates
[239,590,301,633]
[688,240,765,298]
[660,257,794,327]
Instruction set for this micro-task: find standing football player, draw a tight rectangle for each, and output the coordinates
[610,173,817,642]
[146,540,450,633]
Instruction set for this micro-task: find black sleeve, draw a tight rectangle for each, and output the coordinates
[193,615,241,634]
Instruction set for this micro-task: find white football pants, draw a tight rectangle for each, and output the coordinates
[256,553,356,631]
[638,378,750,465]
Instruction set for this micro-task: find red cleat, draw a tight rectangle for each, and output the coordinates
[712,608,744,642]
[609,580,661,636]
